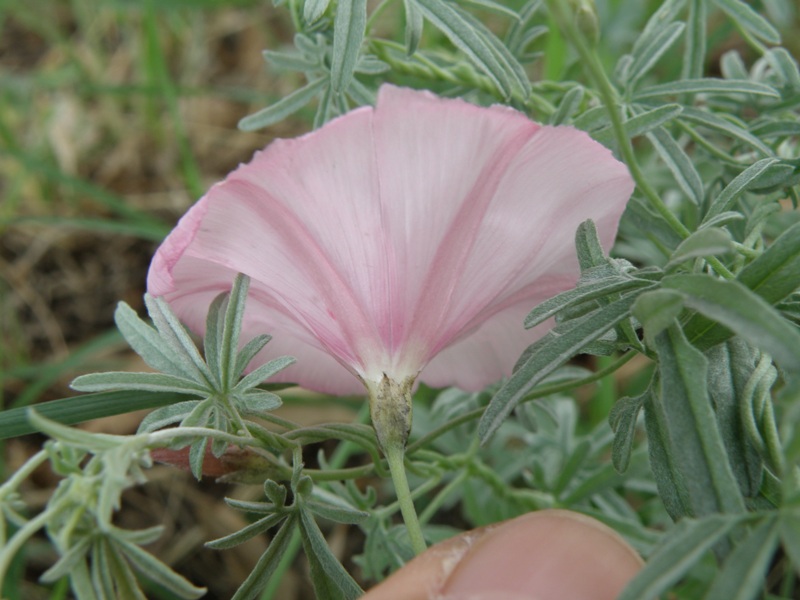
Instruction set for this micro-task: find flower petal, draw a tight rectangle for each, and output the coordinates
[148,85,634,395]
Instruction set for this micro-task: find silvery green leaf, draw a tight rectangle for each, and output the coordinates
[28,410,121,452]
[480,293,642,443]
[575,219,606,270]
[314,83,335,128]
[459,0,520,19]
[747,161,798,192]
[180,397,214,429]
[111,525,165,546]
[238,390,282,415]
[573,105,610,132]
[203,291,226,381]
[263,49,319,71]
[765,47,800,89]
[304,0,331,23]
[650,324,747,518]
[699,211,744,229]
[550,85,584,125]
[234,334,272,380]
[40,536,92,582]
[679,108,773,155]
[346,78,376,105]
[239,78,327,131]
[617,514,743,600]
[113,302,194,379]
[206,513,285,549]
[634,78,780,99]
[704,158,779,221]
[666,227,733,269]
[403,0,424,55]
[704,517,779,600]
[331,0,367,93]
[633,289,685,347]
[354,55,390,74]
[670,275,800,370]
[504,0,542,53]
[711,0,781,44]
[225,497,282,514]
[627,21,685,85]
[780,511,800,577]
[235,356,296,392]
[144,295,215,386]
[640,0,687,38]
[609,393,645,473]
[114,537,206,599]
[457,7,530,97]
[524,276,653,329]
[231,517,298,600]
[298,507,363,599]
[414,0,513,98]
[682,0,706,79]
[750,119,800,138]
[70,372,209,396]
[593,104,683,146]
[719,50,749,80]
[219,274,250,389]
[706,341,763,498]
[647,127,704,204]
[189,438,208,480]
[306,488,370,524]
[737,221,800,305]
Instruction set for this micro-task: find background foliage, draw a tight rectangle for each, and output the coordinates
[1,0,799,598]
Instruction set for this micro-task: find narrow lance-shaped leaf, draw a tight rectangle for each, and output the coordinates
[114,537,206,599]
[220,274,250,390]
[710,0,781,44]
[704,517,779,600]
[297,505,363,599]
[304,0,331,24]
[593,104,683,147]
[647,324,746,518]
[331,0,368,94]
[403,0,424,55]
[665,274,800,372]
[617,514,744,600]
[665,227,732,269]
[634,78,779,99]
[647,127,704,204]
[627,21,685,84]
[682,0,706,79]
[70,372,209,396]
[113,302,193,379]
[239,78,328,131]
[480,293,642,443]
[414,0,513,97]
[230,516,298,600]
[609,392,645,473]
[704,158,780,222]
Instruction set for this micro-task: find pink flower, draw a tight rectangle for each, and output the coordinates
[148,85,633,403]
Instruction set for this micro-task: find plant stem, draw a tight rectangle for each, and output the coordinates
[384,441,427,556]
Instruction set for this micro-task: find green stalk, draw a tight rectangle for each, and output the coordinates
[384,441,427,555]
[544,0,734,281]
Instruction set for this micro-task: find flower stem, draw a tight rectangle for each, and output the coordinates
[384,440,427,556]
